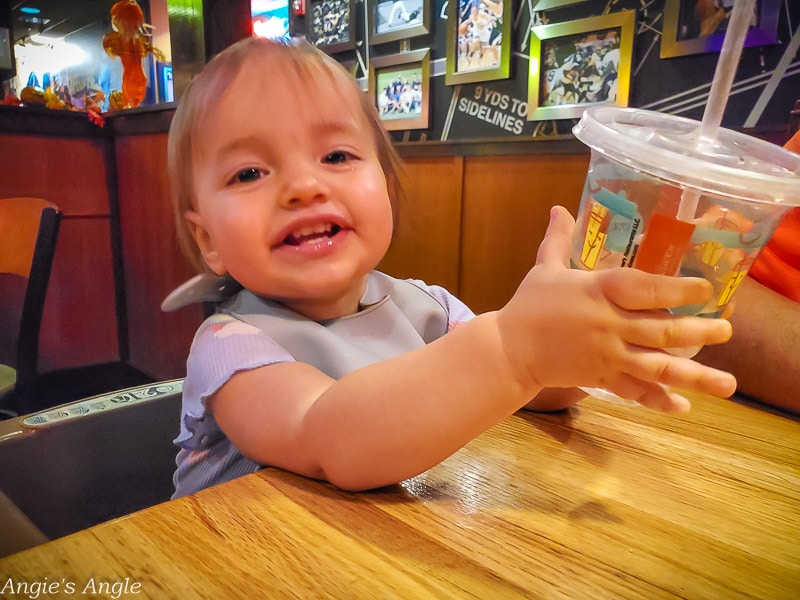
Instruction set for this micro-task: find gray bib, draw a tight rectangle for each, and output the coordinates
[221,271,449,378]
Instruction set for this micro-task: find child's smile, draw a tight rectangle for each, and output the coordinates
[274,215,347,251]
[271,215,354,264]
[282,223,342,247]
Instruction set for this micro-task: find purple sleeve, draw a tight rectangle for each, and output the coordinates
[406,279,476,331]
[177,313,294,444]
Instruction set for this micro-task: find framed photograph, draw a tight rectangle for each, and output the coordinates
[445,0,512,86]
[660,0,780,58]
[527,10,635,121]
[533,0,591,11]
[0,27,11,70]
[368,0,430,46]
[369,49,430,131]
[307,0,357,54]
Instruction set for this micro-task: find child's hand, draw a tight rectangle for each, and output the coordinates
[496,206,737,412]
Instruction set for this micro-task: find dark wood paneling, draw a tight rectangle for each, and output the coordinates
[459,153,590,314]
[38,217,119,370]
[114,134,203,380]
[1,134,111,216]
[378,157,463,292]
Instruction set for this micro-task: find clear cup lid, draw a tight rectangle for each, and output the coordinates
[573,106,800,206]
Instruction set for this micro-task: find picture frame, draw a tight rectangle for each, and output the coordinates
[0,26,14,80]
[527,10,634,121]
[307,0,358,54]
[533,0,591,11]
[368,0,430,46]
[445,0,512,86]
[660,0,780,58]
[369,49,430,131]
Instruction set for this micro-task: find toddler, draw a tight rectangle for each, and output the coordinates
[164,37,735,497]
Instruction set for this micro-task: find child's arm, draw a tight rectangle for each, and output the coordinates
[210,206,735,491]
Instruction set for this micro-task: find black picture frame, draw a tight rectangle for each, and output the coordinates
[660,0,780,58]
[0,26,14,80]
[368,0,430,46]
[307,0,358,54]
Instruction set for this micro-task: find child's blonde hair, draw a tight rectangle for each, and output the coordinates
[167,36,406,274]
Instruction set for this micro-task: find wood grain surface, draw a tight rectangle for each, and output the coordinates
[1,392,797,599]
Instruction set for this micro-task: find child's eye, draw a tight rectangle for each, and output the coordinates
[230,168,264,185]
[324,151,350,165]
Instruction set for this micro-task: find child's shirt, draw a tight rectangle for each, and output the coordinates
[172,271,475,498]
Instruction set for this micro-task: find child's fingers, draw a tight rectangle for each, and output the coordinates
[637,387,693,414]
[603,375,691,413]
[720,298,735,320]
[600,269,713,311]
[622,349,737,399]
[535,206,576,268]
[620,314,732,349]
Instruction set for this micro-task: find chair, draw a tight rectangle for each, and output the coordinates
[0,197,62,416]
[0,379,183,556]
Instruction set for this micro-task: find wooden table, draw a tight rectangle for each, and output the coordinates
[1,392,798,599]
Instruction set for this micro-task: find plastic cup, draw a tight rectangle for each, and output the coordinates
[570,106,800,404]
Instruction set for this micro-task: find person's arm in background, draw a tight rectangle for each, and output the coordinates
[695,277,799,414]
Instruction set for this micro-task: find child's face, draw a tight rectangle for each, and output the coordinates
[186,58,394,320]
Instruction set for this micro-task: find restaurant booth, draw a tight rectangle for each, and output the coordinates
[0,0,799,579]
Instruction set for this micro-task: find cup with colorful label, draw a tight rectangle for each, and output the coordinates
[570,106,800,404]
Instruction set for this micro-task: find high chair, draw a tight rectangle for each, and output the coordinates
[0,197,62,416]
[0,379,183,557]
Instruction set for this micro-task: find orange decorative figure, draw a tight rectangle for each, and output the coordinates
[102,0,164,109]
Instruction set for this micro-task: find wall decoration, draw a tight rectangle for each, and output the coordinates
[445,0,512,85]
[368,0,430,45]
[318,0,798,145]
[369,48,430,131]
[660,0,780,58]
[0,26,15,81]
[533,0,591,11]
[307,0,357,54]
[527,10,634,121]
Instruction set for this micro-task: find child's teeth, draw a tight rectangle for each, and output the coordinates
[296,224,331,238]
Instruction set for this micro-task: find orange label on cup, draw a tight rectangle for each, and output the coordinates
[581,201,608,269]
[634,213,696,275]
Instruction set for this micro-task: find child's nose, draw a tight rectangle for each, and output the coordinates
[279,165,328,208]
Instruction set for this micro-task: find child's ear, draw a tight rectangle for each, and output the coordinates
[184,211,226,275]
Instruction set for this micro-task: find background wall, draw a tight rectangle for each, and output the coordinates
[321,0,799,145]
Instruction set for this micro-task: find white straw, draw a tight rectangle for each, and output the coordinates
[699,0,758,140]
[677,0,757,221]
